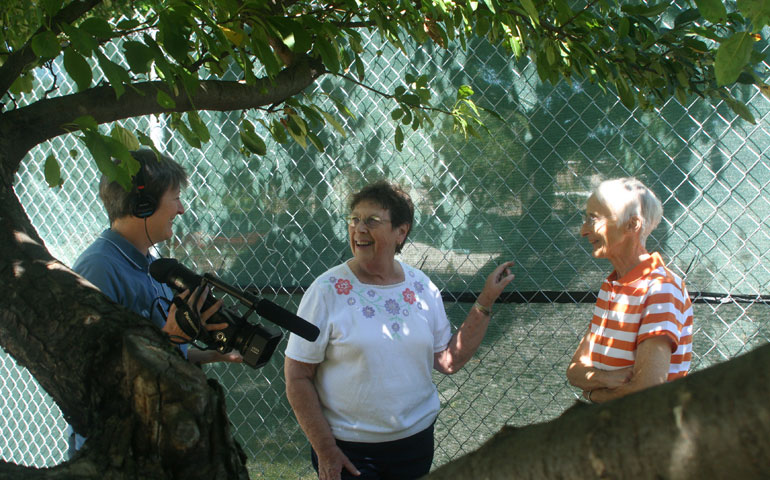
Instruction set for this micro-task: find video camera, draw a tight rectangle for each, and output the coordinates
[150,258,319,369]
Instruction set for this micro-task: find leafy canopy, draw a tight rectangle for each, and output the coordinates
[1,0,767,187]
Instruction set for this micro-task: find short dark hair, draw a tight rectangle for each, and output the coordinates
[349,180,414,253]
[99,149,188,224]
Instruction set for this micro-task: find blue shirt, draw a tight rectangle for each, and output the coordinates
[68,229,187,456]
[72,229,181,345]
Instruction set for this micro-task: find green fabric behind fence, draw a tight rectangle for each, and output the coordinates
[3,28,769,477]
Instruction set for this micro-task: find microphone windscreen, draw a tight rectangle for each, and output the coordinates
[149,258,180,284]
[256,299,320,342]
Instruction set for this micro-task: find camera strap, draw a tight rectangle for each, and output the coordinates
[170,295,212,344]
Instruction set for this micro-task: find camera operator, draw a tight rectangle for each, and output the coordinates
[67,148,241,458]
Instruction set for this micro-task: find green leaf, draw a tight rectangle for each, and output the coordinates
[110,126,141,151]
[136,131,160,152]
[270,119,289,144]
[683,37,710,53]
[82,131,130,190]
[251,30,282,77]
[123,41,155,74]
[44,154,63,188]
[158,11,191,63]
[694,0,727,23]
[519,0,540,25]
[400,94,421,107]
[62,47,92,92]
[329,96,355,118]
[674,8,701,27]
[116,18,142,30]
[71,115,98,131]
[617,18,630,38]
[615,76,635,110]
[285,122,308,149]
[96,52,129,98]
[553,0,573,24]
[31,31,61,59]
[171,115,201,149]
[10,73,35,95]
[154,89,176,109]
[354,53,365,81]
[737,0,770,31]
[320,110,347,137]
[482,0,496,14]
[103,136,135,167]
[60,22,97,55]
[79,17,113,39]
[314,37,340,73]
[299,105,325,127]
[457,85,474,100]
[394,125,404,152]
[724,96,756,124]
[41,0,62,16]
[622,1,672,17]
[715,32,755,86]
[187,111,211,143]
[545,41,557,65]
[307,132,324,152]
[240,121,267,155]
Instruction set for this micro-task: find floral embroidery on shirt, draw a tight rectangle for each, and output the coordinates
[385,299,400,315]
[335,278,353,295]
[329,267,431,341]
[402,288,416,305]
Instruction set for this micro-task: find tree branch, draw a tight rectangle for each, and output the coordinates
[0,55,326,171]
[0,0,103,99]
[428,342,770,479]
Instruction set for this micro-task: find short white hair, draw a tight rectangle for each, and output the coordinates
[593,177,662,247]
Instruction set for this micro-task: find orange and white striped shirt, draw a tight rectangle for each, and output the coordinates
[588,252,693,381]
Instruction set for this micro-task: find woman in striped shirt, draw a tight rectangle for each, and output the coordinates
[567,178,693,404]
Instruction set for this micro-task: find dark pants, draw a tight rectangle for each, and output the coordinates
[311,424,435,480]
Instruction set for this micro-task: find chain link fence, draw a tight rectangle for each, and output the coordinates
[2,25,770,479]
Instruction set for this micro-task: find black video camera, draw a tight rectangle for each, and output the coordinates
[150,258,319,369]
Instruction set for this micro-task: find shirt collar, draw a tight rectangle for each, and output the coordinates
[101,228,153,271]
[607,252,664,284]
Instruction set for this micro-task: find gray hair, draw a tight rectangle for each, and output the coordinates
[100,149,188,224]
[593,177,662,247]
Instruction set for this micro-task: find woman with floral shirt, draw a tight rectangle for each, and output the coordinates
[285,180,515,480]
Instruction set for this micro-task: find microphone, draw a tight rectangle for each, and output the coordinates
[150,258,319,342]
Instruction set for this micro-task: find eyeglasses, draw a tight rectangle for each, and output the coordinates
[346,215,391,229]
[583,213,610,226]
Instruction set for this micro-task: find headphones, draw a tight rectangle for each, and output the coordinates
[130,158,157,218]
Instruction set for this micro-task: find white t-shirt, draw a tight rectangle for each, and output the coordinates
[285,260,452,443]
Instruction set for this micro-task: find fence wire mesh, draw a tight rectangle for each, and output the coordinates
[2,25,770,479]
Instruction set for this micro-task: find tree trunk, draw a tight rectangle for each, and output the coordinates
[427,342,770,479]
[0,172,248,478]
[0,50,325,478]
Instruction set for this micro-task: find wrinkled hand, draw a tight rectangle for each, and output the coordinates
[163,287,225,341]
[477,261,516,307]
[317,445,360,480]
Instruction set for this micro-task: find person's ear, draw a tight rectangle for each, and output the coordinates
[627,216,642,233]
[397,223,410,242]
